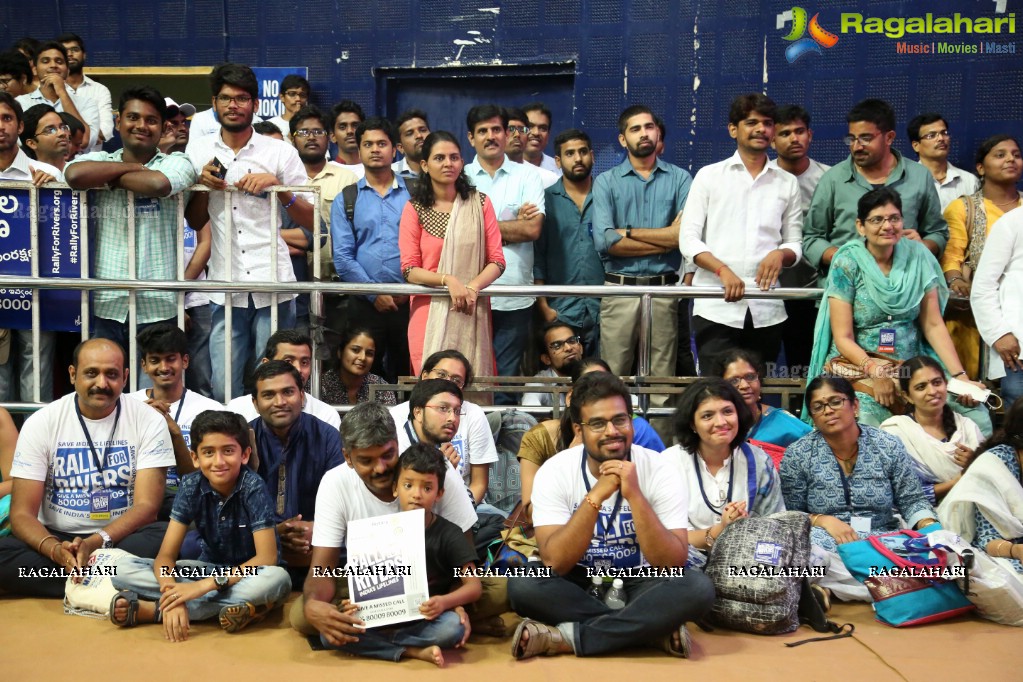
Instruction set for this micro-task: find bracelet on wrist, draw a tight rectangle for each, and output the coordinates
[706,528,718,548]
[583,495,601,511]
[282,194,297,209]
[36,534,58,554]
[440,275,447,288]
[951,370,968,378]
[714,265,726,278]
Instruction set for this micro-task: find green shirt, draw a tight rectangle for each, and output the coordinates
[68,150,196,323]
[802,149,948,270]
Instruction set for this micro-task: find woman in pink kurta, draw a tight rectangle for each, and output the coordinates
[399,131,505,375]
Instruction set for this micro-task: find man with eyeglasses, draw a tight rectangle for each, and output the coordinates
[184,62,314,402]
[66,86,198,354]
[332,117,411,381]
[506,106,558,188]
[390,350,499,508]
[522,322,583,407]
[248,360,343,586]
[507,371,713,660]
[268,74,310,138]
[804,98,948,275]
[0,50,34,98]
[681,93,802,372]
[58,33,112,151]
[907,113,979,211]
[522,102,561,175]
[19,103,70,171]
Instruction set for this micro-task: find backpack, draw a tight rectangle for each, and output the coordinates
[484,409,537,514]
[704,511,812,634]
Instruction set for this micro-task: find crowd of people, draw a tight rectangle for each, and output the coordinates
[0,38,1023,663]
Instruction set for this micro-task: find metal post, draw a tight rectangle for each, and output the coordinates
[126,190,138,393]
[269,190,279,333]
[223,189,234,401]
[637,292,653,415]
[28,185,39,402]
[176,192,186,330]
[310,186,321,398]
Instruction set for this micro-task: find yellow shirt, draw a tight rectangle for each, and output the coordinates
[308,161,358,279]
[940,196,1019,273]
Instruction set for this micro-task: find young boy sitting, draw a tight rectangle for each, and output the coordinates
[109,410,291,641]
[322,442,482,666]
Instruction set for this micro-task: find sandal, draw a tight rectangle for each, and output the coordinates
[109,590,140,628]
[662,623,692,659]
[510,619,565,660]
[810,584,832,613]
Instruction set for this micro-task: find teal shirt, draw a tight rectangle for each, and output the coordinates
[802,149,948,270]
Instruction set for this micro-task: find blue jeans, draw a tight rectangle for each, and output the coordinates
[210,297,296,402]
[0,328,54,402]
[186,305,213,398]
[111,557,291,622]
[320,609,464,661]
[508,571,715,656]
[492,307,532,406]
[1001,368,1023,413]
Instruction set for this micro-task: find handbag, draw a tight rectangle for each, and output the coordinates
[837,529,975,627]
[824,352,907,415]
[483,501,537,574]
[927,530,1023,627]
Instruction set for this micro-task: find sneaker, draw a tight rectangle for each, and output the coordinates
[218,602,271,633]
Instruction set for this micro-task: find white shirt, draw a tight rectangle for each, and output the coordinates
[680,152,803,329]
[521,367,565,407]
[9,393,175,534]
[790,157,831,216]
[226,392,341,430]
[517,159,560,189]
[128,388,223,488]
[0,147,62,183]
[185,128,309,307]
[971,208,1023,380]
[268,115,290,137]
[538,153,561,176]
[531,444,687,569]
[188,109,265,140]
[311,462,478,547]
[390,400,498,487]
[182,220,208,309]
[337,161,365,179]
[391,157,419,177]
[465,154,546,311]
[662,444,754,530]
[68,76,113,149]
[935,162,980,212]
[17,88,100,149]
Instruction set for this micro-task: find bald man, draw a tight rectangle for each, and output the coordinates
[0,338,175,598]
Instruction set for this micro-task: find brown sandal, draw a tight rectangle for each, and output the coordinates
[662,623,692,658]
[510,619,565,659]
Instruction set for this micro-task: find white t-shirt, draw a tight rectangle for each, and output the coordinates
[128,388,223,488]
[10,393,175,534]
[311,462,478,547]
[226,392,341,430]
[531,444,687,570]
[337,161,365,179]
[390,400,498,487]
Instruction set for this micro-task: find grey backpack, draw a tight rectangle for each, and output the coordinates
[704,511,811,634]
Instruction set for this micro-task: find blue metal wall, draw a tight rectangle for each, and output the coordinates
[3,1,1020,173]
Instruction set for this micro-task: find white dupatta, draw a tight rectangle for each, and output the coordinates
[880,412,982,483]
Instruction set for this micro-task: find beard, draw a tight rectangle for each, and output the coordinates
[561,164,592,182]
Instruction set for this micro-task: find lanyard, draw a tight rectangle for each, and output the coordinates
[145,389,186,423]
[835,460,853,511]
[691,449,732,515]
[75,397,122,474]
[405,420,419,444]
[580,450,626,541]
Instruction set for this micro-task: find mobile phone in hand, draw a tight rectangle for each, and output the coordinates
[210,157,227,180]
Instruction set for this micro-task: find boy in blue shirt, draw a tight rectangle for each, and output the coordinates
[322,443,481,666]
[110,410,291,641]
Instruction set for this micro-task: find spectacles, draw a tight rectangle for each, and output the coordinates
[507,125,529,135]
[920,130,950,141]
[216,94,253,106]
[37,124,71,137]
[727,372,759,387]
[294,128,327,138]
[425,404,465,416]
[864,214,904,227]
[283,90,307,99]
[426,370,465,388]
[843,134,878,147]
[0,76,12,91]
[809,396,850,415]
[548,335,582,351]
[527,123,550,134]
[579,414,632,433]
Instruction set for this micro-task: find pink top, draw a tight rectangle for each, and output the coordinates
[399,194,505,276]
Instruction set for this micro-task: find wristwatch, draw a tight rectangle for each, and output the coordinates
[214,574,230,591]
[625,225,633,239]
[97,530,114,549]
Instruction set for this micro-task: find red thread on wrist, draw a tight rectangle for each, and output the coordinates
[715,266,726,278]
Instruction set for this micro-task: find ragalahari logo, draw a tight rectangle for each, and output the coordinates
[778,7,840,62]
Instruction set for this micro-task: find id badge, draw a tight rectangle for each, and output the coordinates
[451,436,467,478]
[878,328,896,354]
[90,490,112,520]
[850,515,871,535]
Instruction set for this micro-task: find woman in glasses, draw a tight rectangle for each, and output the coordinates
[941,135,1022,381]
[805,187,990,433]
[320,326,395,408]
[663,378,783,568]
[880,356,983,504]
[781,375,938,602]
[713,348,809,466]
[399,131,505,377]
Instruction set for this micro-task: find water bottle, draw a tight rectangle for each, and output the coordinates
[604,578,627,609]
[587,575,605,600]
